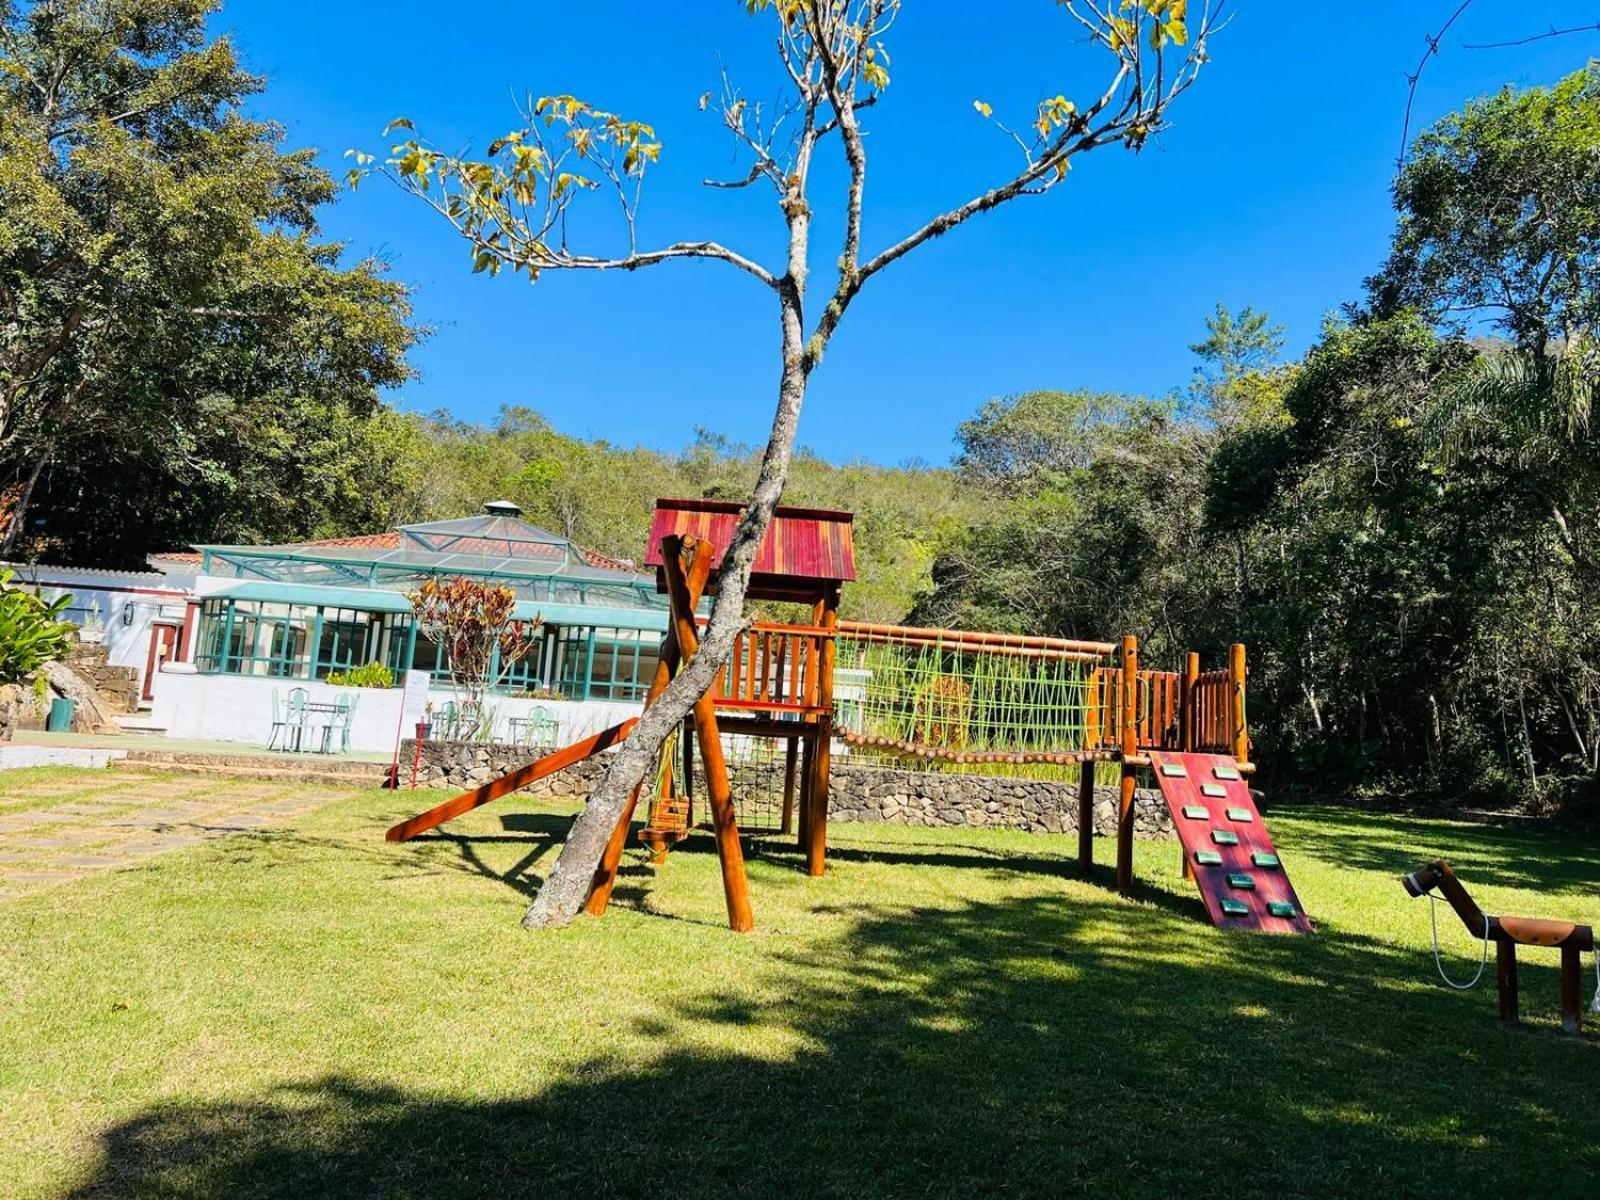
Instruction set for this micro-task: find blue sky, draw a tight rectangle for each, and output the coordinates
[221,1,1600,465]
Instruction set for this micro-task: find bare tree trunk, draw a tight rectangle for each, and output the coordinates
[0,448,50,557]
[523,222,814,930]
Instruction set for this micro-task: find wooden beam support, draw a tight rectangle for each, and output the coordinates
[1076,757,1095,875]
[1116,635,1138,894]
[805,584,840,878]
[1496,936,1519,1024]
[1182,651,1200,753]
[780,736,799,836]
[1561,943,1583,1034]
[386,718,638,843]
[584,542,713,915]
[1229,642,1249,766]
[664,536,754,933]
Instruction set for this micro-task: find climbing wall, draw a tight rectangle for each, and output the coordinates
[1148,750,1313,935]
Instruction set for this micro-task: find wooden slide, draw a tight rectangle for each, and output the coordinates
[1148,750,1313,935]
[385,719,638,842]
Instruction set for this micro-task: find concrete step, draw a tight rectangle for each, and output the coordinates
[119,748,387,775]
[114,715,168,735]
[110,752,392,787]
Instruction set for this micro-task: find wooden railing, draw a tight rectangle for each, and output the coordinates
[1188,667,1235,754]
[1089,643,1248,759]
[1088,668,1185,750]
[713,622,836,714]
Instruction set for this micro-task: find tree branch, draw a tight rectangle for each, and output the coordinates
[1463,22,1600,50]
[1398,0,1479,168]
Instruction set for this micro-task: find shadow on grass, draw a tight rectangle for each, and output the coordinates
[1277,803,1600,898]
[65,885,1598,1199]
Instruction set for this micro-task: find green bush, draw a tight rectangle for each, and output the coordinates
[0,571,74,685]
[326,661,394,689]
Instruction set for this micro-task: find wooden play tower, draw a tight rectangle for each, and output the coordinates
[582,498,854,931]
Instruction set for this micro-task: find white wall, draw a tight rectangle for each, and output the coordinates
[149,668,642,755]
[1,564,192,684]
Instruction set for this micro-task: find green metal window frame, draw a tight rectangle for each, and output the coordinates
[553,626,657,702]
[194,598,661,703]
[194,599,403,683]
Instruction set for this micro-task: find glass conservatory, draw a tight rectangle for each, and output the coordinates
[187,505,670,702]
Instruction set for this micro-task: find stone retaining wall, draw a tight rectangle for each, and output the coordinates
[829,763,1174,838]
[402,738,606,798]
[401,739,1176,839]
[66,642,141,713]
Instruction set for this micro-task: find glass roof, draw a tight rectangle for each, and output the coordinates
[194,512,666,613]
[399,513,581,564]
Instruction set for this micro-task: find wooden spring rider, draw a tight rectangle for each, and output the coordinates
[582,500,849,933]
[1403,859,1597,1034]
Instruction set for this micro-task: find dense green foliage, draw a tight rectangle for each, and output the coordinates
[0,0,420,566]
[0,568,71,683]
[1371,66,1600,354]
[917,67,1600,806]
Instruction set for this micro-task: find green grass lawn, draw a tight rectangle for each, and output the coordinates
[2,776,1597,1198]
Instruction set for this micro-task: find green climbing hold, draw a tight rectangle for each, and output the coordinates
[1181,804,1208,819]
[1160,763,1188,777]
[1211,830,1239,846]
[1212,765,1241,780]
[1227,873,1256,890]
[1193,850,1223,866]
[1220,899,1250,917]
[1251,852,1280,868]
[1200,783,1228,798]
[1267,901,1296,918]
[1226,806,1253,822]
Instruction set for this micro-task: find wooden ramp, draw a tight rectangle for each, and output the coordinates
[1148,750,1312,935]
[385,719,637,843]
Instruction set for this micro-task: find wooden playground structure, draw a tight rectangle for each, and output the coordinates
[387,498,1308,935]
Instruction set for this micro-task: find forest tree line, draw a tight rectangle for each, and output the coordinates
[5,4,1598,804]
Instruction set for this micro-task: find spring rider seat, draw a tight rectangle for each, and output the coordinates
[1402,859,1596,1034]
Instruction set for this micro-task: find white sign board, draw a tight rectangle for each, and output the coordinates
[399,670,431,732]
[390,670,434,783]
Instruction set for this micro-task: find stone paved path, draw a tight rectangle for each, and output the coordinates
[0,772,348,900]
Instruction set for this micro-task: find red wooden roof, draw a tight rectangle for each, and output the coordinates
[644,498,855,598]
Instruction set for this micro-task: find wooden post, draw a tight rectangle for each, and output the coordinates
[797,733,815,850]
[1182,652,1200,753]
[806,585,840,878]
[658,538,754,932]
[1229,642,1249,766]
[1116,634,1138,894]
[1496,936,1519,1024]
[1076,757,1095,875]
[681,716,696,829]
[1560,943,1582,1034]
[780,736,799,835]
[583,538,710,916]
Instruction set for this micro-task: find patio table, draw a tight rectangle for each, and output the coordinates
[295,701,345,754]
